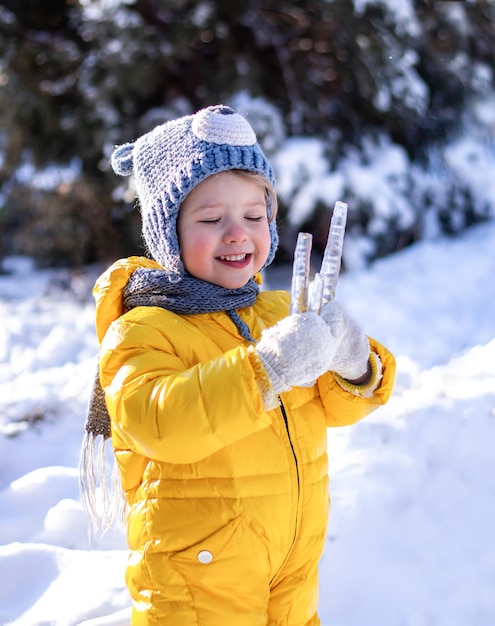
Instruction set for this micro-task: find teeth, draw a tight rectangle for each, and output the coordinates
[218,254,247,261]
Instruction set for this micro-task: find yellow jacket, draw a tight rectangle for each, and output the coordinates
[95,256,395,626]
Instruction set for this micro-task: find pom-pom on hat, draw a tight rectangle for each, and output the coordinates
[111,105,278,276]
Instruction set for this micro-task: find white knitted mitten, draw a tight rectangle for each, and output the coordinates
[320,300,370,380]
[255,312,336,394]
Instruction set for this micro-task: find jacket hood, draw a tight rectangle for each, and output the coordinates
[93,256,162,344]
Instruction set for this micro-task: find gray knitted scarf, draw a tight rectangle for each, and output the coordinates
[124,268,259,341]
[80,267,260,537]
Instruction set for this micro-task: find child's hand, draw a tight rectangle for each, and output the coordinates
[320,300,370,381]
[256,312,336,393]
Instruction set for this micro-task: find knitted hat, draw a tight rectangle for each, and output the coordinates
[111,105,279,275]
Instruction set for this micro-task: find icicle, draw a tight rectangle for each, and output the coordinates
[290,201,348,316]
[318,200,348,308]
[290,232,313,314]
[308,272,324,314]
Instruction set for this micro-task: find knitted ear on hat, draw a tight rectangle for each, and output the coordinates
[110,105,279,277]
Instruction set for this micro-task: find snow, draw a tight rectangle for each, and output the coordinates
[353,0,422,42]
[15,159,81,191]
[1,217,495,625]
[444,134,495,210]
[271,112,495,269]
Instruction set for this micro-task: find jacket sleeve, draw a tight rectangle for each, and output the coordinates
[99,314,272,464]
[317,337,396,427]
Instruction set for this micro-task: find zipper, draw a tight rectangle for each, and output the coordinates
[270,396,301,584]
[279,398,300,486]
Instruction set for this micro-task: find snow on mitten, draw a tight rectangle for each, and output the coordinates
[255,312,336,394]
[320,300,370,381]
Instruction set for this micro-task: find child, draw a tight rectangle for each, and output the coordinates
[81,105,395,626]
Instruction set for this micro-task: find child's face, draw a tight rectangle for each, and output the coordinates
[177,171,272,289]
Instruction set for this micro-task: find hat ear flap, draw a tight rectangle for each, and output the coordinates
[111,142,135,177]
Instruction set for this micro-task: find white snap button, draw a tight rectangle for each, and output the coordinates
[197,550,213,564]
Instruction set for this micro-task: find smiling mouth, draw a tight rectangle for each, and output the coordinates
[216,253,252,267]
[217,254,249,262]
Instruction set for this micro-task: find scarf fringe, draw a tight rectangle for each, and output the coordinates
[79,431,127,543]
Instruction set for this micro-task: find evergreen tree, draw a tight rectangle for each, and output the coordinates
[0,0,494,266]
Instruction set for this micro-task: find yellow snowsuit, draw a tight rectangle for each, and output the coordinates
[95,257,396,626]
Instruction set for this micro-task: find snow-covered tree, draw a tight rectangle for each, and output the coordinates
[0,0,494,266]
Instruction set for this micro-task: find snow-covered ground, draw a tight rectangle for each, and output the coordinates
[1,219,494,626]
